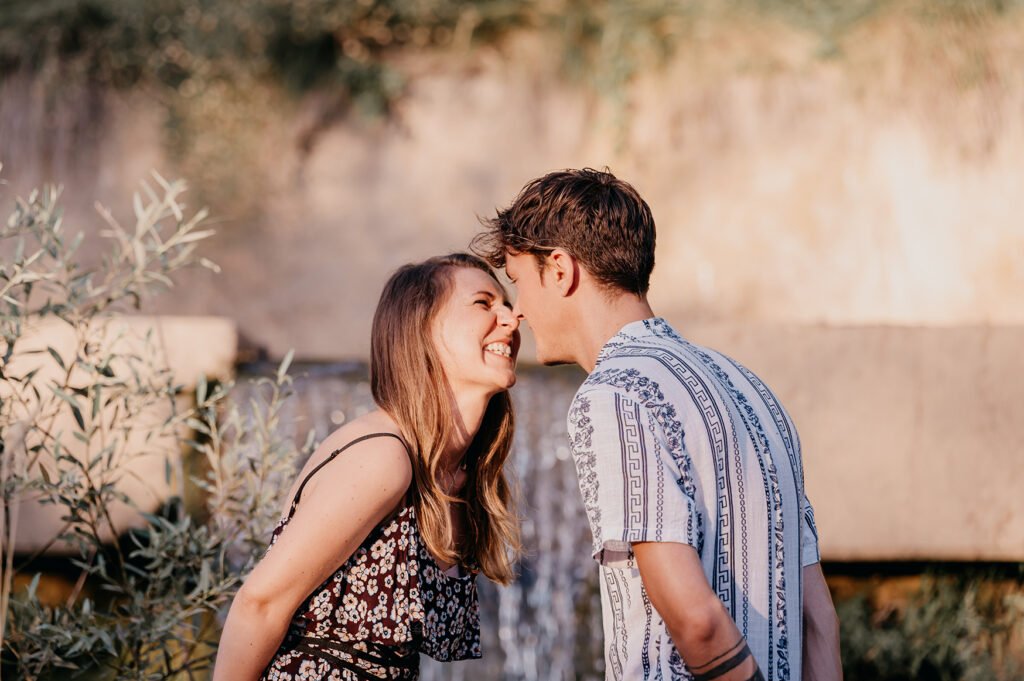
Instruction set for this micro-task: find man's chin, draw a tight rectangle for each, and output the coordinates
[535,344,574,367]
[538,355,572,367]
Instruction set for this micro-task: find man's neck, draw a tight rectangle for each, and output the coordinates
[574,293,656,373]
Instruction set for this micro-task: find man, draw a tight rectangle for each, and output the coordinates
[473,168,841,681]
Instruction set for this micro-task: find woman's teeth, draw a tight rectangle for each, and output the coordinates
[484,342,512,359]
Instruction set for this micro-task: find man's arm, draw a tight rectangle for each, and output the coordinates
[802,562,842,681]
[633,542,763,681]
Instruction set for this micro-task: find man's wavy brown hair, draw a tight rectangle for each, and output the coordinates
[472,167,656,295]
[370,252,520,584]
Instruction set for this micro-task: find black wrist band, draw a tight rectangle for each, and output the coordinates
[691,642,752,681]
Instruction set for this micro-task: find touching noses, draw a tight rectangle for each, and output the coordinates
[496,304,520,332]
[510,298,525,323]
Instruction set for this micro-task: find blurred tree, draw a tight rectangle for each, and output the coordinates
[0,167,314,678]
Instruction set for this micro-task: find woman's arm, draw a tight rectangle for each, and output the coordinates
[802,562,842,681]
[212,437,412,681]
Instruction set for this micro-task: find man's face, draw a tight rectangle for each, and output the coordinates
[505,251,570,365]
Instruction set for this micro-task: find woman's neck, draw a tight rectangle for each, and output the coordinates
[443,387,491,471]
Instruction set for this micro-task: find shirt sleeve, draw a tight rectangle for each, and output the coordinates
[568,387,702,568]
[801,492,821,566]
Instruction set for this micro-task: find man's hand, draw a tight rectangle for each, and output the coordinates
[633,542,763,681]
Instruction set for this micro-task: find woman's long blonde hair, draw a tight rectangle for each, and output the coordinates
[370,253,521,584]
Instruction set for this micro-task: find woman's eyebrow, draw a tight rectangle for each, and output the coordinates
[473,289,513,309]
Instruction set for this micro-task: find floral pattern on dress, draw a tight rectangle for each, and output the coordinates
[257,501,480,681]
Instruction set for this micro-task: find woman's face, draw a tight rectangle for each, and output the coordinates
[432,266,520,396]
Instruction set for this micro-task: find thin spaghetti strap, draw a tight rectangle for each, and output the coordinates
[286,432,410,519]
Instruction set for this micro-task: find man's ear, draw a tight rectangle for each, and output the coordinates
[546,248,579,297]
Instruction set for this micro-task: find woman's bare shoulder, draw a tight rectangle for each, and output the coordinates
[321,409,397,442]
[280,411,410,519]
[308,410,412,486]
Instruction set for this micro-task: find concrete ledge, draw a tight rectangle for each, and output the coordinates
[4,315,238,554]
[6,315,237,390]
[684,323,1024,562]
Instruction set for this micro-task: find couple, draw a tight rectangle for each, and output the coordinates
[214,169,841,681]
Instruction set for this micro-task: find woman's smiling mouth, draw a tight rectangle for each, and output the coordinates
[484,342,513,359]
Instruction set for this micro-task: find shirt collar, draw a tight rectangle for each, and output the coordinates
[594,316,672,366]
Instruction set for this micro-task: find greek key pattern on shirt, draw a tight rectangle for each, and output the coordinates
[727,356,820,569]
[594,348,740,617]
[579,318,812,681]
[684,344,791,681]
[616,394,650,533]
[582,368,693,497]
[728,358,803,488]
[640,323,791,679]
[722,407,752,634]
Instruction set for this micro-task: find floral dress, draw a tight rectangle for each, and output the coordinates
[258,433,481,680]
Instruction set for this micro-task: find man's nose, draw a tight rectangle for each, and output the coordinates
[511,299,525,322]
[497,304,520,331]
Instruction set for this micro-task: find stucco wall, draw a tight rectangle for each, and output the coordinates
[2,14,1022,359]
[685,322,1024,561]
[2,11,1021,559]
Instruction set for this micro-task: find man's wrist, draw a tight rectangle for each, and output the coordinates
[690,640,763,681]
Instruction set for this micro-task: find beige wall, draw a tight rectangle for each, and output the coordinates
[2,13,1023,360]
[686,322,1024,562]
[2,11,1021,559]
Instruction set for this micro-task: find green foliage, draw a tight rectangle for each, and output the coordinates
[2,0,1023,158]
[0,0,705,124]
[5,0,1022,93]
[8,0,1019,211]
[0,0,502,112]
[837,569,1024,681]
[0,0,708,208]
[0,167,313,679]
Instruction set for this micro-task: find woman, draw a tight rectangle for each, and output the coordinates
[214,253,522,680]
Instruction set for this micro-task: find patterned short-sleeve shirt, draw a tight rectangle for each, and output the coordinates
[567,318,820,681]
